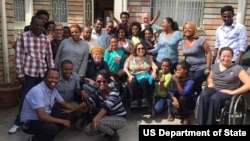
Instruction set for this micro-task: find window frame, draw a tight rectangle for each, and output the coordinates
[51,0,68,24]
[150,0,204,29]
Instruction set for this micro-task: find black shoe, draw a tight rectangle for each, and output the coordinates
[108,132,119,141]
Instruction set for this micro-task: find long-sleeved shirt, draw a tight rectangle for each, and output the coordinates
[215,21,247,61]
[15,31,54,77]
[54,38,89,77]
[56,72,81,102]
[168,76,197,102]
[151,31,182,64]
[86,87,126,117]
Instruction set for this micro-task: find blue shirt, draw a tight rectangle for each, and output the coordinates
[215,21,247,61]
[91,30,110,50]
[151,31,182,63]
[56,72,81,102]
[20,81,64,123]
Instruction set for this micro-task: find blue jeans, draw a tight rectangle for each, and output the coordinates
[15,75,43,126]
[196,88,232,125]
[188,69,206,95]
[154,97,168,113]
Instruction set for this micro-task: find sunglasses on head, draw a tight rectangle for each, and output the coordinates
[96,80,107,84]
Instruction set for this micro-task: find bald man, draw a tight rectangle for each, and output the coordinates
[141,10,160,33]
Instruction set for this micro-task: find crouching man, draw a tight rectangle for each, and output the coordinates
[20,68,76,141]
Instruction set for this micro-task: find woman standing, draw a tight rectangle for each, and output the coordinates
[54,24,89,79]
[181,21,212,95]
[123,43,158,107]
[196,47,250,125]
[149,17,182,74]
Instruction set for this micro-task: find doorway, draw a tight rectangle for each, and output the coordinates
[94,0,114,26]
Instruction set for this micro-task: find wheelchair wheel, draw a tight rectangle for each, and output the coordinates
[228,95,247,125]
[194,95,200,120]
[75,116,87,130]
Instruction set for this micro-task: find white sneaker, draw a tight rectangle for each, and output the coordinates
[8,125,20,134]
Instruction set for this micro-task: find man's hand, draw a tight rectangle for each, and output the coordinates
[61,119,71,128]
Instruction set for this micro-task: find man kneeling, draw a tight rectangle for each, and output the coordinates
[20,68,76,141]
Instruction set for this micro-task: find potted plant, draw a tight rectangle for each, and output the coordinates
[0,40,22,108]
[0,80,22,108]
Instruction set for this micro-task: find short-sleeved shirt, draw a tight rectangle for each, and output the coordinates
[125,55,153,75]
[212,63,243,90]
[181,37,206,71]
[20,81,64,123]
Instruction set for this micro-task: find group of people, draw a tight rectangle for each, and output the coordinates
[7,4,250,141]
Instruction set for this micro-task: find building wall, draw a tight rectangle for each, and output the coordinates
[127,0,250,58]
[0,1,16,84]
[32,0,84,26]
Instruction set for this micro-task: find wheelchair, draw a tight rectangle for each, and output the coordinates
[194,92,248,125]
[120,80,155,117]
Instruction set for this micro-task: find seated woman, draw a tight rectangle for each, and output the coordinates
[196,47,250,125]
[123,43,158,107]
[167,60,197,124]
[63,70,126,141]
[85,46,109,82]
[83,46,110,94]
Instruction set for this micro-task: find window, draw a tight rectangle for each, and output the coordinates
[52,0,67,23]
[151,0,204,28]
[14,0,25,21]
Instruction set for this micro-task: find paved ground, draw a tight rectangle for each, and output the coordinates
[1,104,250,141]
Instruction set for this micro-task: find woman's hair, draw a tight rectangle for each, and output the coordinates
[142,26,153,39]
[182,21,199,39]
[177,60,191,71]
[109,35,118,43]
[115,25,129,38]
[161,58,172,67]
[70,24,82,32]
[129,21,142,36]
[96,69,111,83]
[131,42,146,56]
[44,20,55,30]
[219,47,233,56]
[164,17,179,31]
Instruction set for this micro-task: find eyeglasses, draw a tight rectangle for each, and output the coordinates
[96,80,107,84]
[137,48,145,50]
[55,29,63,31]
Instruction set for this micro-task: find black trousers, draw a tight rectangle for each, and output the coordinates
[21,110,76,141]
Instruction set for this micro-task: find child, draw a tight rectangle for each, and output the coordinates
[154,58,172,116]
[104,36,125,73]
[167,61,197,125]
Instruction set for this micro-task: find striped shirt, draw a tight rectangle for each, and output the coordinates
[15,31,54,77]
[86,87,126,117]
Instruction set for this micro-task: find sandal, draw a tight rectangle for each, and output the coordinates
[167,115,175,122]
